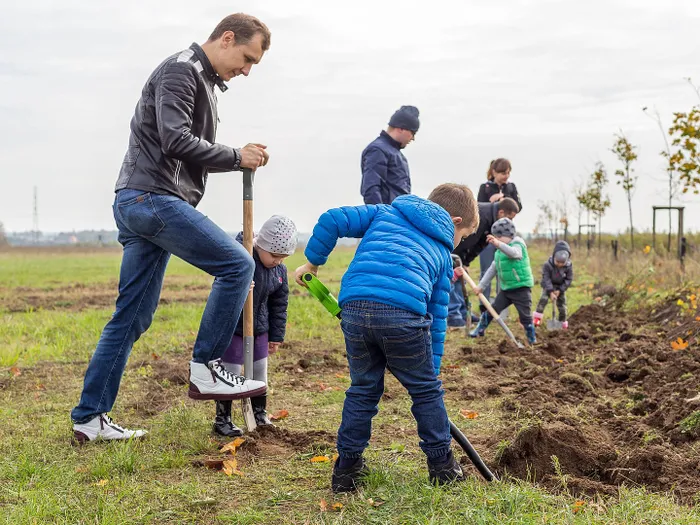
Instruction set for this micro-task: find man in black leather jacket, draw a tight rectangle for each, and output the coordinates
[71,14,274,444]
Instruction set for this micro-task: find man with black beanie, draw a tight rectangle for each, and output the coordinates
[360,105,419,204]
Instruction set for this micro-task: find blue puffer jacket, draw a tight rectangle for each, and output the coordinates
[305,194,454,373]
[360,131,411,204]
[233,233,289,342]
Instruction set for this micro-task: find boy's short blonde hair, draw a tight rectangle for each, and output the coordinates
[428,183,479,234]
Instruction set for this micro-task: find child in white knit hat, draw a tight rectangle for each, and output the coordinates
[214,215,298,437]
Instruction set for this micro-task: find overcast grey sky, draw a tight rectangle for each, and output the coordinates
[1,0,699,236]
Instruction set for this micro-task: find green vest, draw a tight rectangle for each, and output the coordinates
[494,240,534,290]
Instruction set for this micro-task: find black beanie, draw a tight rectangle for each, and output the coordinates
[388,105,420,132]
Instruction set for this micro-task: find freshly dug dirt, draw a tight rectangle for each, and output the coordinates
[449,302,700,501]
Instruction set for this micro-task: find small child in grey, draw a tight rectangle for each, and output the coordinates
[534,241,574,329]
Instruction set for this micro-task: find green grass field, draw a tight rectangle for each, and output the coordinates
[1,246,699,524]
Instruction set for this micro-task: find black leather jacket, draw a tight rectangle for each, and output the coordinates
[115,43,241,207]
[453,202,499,266]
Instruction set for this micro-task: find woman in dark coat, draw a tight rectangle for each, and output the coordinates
[476,159,521,311]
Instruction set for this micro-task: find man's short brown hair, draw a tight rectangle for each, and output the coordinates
[428,183,479,234]
[497,197,520,215]
[208,14,271,51]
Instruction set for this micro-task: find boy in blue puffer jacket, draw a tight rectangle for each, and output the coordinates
[295,184,479,493]
[214,215,298,438]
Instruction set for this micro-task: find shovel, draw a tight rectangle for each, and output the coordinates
[547,300,563,331]
[300,273,498,482]
[240,168,257,432]
[461,271,525,349]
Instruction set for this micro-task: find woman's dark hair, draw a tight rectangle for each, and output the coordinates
[486,158,512,181]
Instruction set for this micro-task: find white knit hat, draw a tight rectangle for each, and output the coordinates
[255,215,298,255]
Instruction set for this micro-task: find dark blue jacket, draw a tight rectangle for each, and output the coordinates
[304,195,454,373]
[360,131,410,205]
[233,233,289,342]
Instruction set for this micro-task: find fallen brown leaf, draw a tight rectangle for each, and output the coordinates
[460,409,479,419]
[220,437,246,455]
[222,458,244,477]
[10,367,21,377]
[270,410,289,421]
[203,458,225,470]
[319,499,328,512]
[671,337,689,351]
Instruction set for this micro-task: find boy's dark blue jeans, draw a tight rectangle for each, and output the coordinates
[336,301,452,461]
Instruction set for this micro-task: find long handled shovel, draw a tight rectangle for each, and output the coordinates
[301,273,498,482]
[241,168,257,432]
[461,271,525,349]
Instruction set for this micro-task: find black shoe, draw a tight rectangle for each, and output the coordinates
[213,400,244,437]
[331,457,368,494]
[427,450,465,485]
[251,395,274,427]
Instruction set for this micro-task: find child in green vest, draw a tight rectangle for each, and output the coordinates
[469,218,536,344]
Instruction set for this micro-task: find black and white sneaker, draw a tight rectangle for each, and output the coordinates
[427,450,466,485]
[72,414,147,445]
[188,359,267,401]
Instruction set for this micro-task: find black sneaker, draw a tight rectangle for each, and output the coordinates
[427,450,466,485]
[331,457,368,493]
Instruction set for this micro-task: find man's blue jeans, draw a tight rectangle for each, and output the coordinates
[71,189,254,423]
[447,282,468,327]
[336,301,452,460]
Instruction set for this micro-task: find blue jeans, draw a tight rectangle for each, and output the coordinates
[337,301,451,460]
[447,282,467,327]
[71,189,254,423]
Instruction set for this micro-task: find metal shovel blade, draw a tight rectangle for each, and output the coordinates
[547,319,563,330]
[547,302,562,330]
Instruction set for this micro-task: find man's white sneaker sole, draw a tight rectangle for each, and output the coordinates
[187,382,267,400]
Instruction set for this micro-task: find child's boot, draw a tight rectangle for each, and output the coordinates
[427,450,466,485]
[524,323,537,345]
[469,312,491,338]
[562,321,569,330]
[533,311,543,327]
[213,400,244,437]
[251,395,273,426]
[331,456,369,493]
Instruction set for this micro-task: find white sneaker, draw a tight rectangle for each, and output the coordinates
[188,359,267,401]
[73,414,147,445]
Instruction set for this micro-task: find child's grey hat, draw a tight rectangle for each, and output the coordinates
[491,218,516,238]
[554,250,570,264]
[255,215,298,255]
